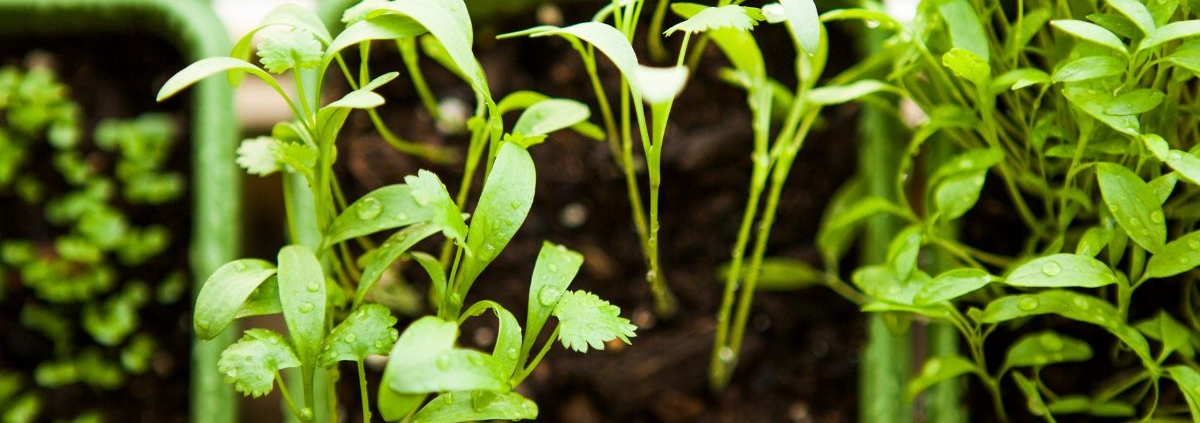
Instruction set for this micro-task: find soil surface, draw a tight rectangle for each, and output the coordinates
[0,36,192,423]
[328,3,866,422]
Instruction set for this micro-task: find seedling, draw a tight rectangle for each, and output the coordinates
[159,1,635,421]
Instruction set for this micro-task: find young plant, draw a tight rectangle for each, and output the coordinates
[159,1,635,422]
[819,0,1200,421]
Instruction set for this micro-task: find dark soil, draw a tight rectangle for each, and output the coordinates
[0,36,192,423]
[329,3,865,422]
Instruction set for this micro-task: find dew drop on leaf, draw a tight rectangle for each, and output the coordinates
[644,270,656,283]
[442,392,454,404]
[299,302,315,313]
[343,333,356,343]
[195,319,210,333]
[374,340,387,349]
[1018,295,1040,311]
[395,212,409,221]
[537,286,561,306]
[306,282,320,293]
[234,262,248,271]
[924,358,942,375]
[506,348,518,360]
[1038,333,1064,351]
[509,201,522,211]
[717,347,736,364]
[436,353,452,371]
[1040,261,1062,276]
[356,198,383,220]
[1170,151,1184,161]
[1189,239,1200,250]
[1150,211,1165,224]
[547,264,559,273]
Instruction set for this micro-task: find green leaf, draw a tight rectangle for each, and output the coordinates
[806,79,896,105]
[1012,372,1050,417]
[318,304,398,366]
[157,57,273,102]
[1165,149,1200,186]
[1097,162,1166,253]
[1052,55,1125,82]
[674,3,765,77]
[324,185,433,247]
[461,301,523,378]
[257,30,324,74]
[376,0,488,98]
[664,5,758,36]
[513,98,591,137]
[990,68,1051,93]
[194,259,277,339]
[378,385,425,422]
[815,179,866,267]
[1003,253,1118,288]
[83,284,147,346]
[887,225,923,281]
[458,143,536,294]
[408,251,448,306]
[1052,20,1129,56]
[1165,47,1200,76]
[326,89,384,110]
[531,22,637,88]
[852,265,926,306]
[1138,20,1200,52]
[1003,331,1092,370]
[236,136,282,176]
[1063,87,1140,135]
[1135,311,1194,357]
[914,268,994,305]
[633,65,689,104]
[523,243,584,358]
[1089,13,1140,39]
[942,48,991,87]
[553,290,637,353]
[1145,230,1200,278]
[934,170,987,220]
[1167,365,1200,421]
[1150,173,1177,204]
[277,245,326,368]
[236,276,282,318]
[938,0,989,58]
[717,257,824,291]
[411,391,537,423]
[1106,0,1156,35]
[779,0,821,55]
[907,355,975,401]
[355,224,442,307]
[218,329,301,398]
[1105,88,1164,115]
[1141,133,1170,161]
[384,316,508,393]
[324,14,425,71]
[1076,226,1114,257]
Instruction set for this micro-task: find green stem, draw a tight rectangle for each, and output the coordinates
[397,38,444,122]
[277,372,307,422]
[357,360,371,423]
[646,0,671,62]
[511,326,560,385]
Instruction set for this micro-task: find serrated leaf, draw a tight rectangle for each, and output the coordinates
[1052,56,1125,82]
[942,48,991,87]
[1051,20,1129,56]
[318,304,398,366]
[1106,0,1156,35]
[1145,230,1200,278]
[274,140,318,176]
[194,259,277,340]
[1003,253,1118,288]
[779,0,821,55]
[1097,162,1166,253]
[236,136,281,176]
[412,391,538,423]
[457,143,536,301]
[277,245,326,369]
[218,329,300,398]
[1106,88,1164,115]
[553,290,636,353]
[384,316,508,394]
[674,3,765,77]
[806,79,895,105]
[513,99,591,137]
[405,170,468,241]
[1138,20,1200,52]
[665,5,757,36]
[1003,331,1092,370]
[257,30,324,74]
[1168,365,1200,421]
[1063,88,1140,135]
[1166,149,1200,186]
[914,268,993,305]
[907,355,975,401]
[523,243,583,358]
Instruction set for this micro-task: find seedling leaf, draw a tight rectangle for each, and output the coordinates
[157,57,274,102]
[523,242,584,358]
[461,301,523,378]
[675,3,766,78]
[934,170,987,220]
[318,304,398,366]
[1105,89,1164,115]
[237,136,282,176]
[1138,20,1200,52]
[632,65,689,104]
[218,329,300,398]
[907,355,975,401]
[277,245,326,368]
[806,80,896,105]
[942,48,991,87]
[324,14,426,70]
[384,316,508,393]
[553,290,637,353]
[458,142,536,294]
[530,23,639,91]
[324,183,440,248]
[1167,366,1200,421]
[1063,88,1140,135]
[1003,331,1092,370]
[355,224,442,307]
[257,30,324,74]
[1052,56,1125,82]
[513,98,591,137]
[664,5,758,36]
[914,268,994,305]
[378,385,425,422]
[1145,229,1200,278]
[1134,311,1194,357]
[1106,0,1156,35]
[194,259,277,339]
[1097,162,1166,253]
[411,391,537,423]
[779,0,821,55]
[1003,253,1118,288]
[376,0,488,98]
[1165,149,1200,186]
[937,0,989,58]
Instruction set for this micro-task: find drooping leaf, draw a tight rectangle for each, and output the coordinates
[1051,20,1129,56]
[553,290,637,353]
[665,5,758,36]
[376,0,488,98]
[523,243,584,358]
[531,22,638,90]
[513,99,591,137]
[384,316,508,394]
[324,14,426,71]
[378,385,426,422]
[458,142,536,295]
[1138,20,1200,52]
[411,391,538,423]
[355,224,442,307]
[460,300,523,378]
[1052,55,1125,82]
[1063,88,1141,135]
[318,304,399,366]
[1097,162,1166,253]
[218,329,300,398]
[1145,230,1200,279]
[1106,0,1156,35]
[157,57,275,102]
[907,355,975,401]
[277,245,326,368]
[1002,331,1093,370]
[779,0,821,55]
[914,268,994,305]
[194,259,277,339]
[1003,253,1118,288]
[806,79,896,105]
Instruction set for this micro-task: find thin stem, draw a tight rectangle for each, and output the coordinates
[357,360,371,423]
[511,326,560,385]
[646,0,671,62]
[276,372,307,422]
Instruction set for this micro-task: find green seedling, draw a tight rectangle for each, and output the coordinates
[162,1,634,421]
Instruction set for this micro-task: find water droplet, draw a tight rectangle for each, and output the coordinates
[436,353,452,370]
[1039,333,1064,351]
[1180,257,1191,265]
[1170,151,1184,161]
[267,336,279,344]
[195,319,210,333]
[644,270,657,283]
[509,201,522,211]
[1189,239,1200,250]
[1150,211,1165,224]
[1040,261,1062,276]
[1130,217,1142,227]
[299,302,315,313]
[300,408,314,421]
[356,198,383,220]
[344,333,357,343]
[547,264,559,273]
[389,328,399,339]
[234,262,248,272]
[1018,296,1040,311]
[442,392,454,404]
[374,340,388,349]
[506,348,518,360]
[306,281,320,293]
[718,347,736,364]
[924,358,942,375]
[1033,355,1049,365]
[395,212,409,221]
[1073,297,1090,310]
[538,286,561,306]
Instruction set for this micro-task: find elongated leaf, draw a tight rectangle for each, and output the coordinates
[815,179,866,267]
[513,99,591,136]
[907,355,975,401]
[887,225,923,281]
[1052,56,1125,82]
[522,243,584,358]
[938,0,989,58]
[157,57,273,101]
[318,304,398,366]
[532,22,639,91]
[1168,366,1200,421]
[409,251,448,306]
[664,5,757,36]
[1135,311,1194,357]
[1138,20,1200,52]
[935,170,987,220]
[779,0,821,55]
[1003,253,1118,288]
[412,391,537,423]
[356,224,442,307]
[277,245,326,367]
[378,385,425,422]
[852,264,925,305]
[1097,162,1166,253]
[194,259,276,339]
[384,317,507,393]
[457,143,536,293]
[1051,20,1129,56]
[1106,89,1164,115]
[1076,226,1114,257]
[914,268,994,305]
[324,180,450,248]
[377,0,488,97]
[1106,0,1156,35]
[1145,230,1200,278]
[461,301,523,378]
[806,80,896,105]
[990,68,1051,93]
[1166,149,1200,186]
[1003,331,1092,370]
[1063,88,1140,135]
[324,15,425,70]
[1013,372,1050,416]
[942,48,991,86]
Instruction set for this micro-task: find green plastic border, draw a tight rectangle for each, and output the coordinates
[0,1,239,422]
